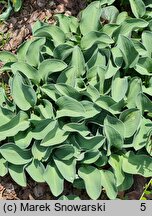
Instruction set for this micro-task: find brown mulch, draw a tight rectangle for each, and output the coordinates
[0,0,151,200]
[0,0,86,52]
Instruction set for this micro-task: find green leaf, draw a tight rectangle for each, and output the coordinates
[71,46,85,77]
[30,119,56,140]
[11,62,39,84]
[0,143,32,165]
[96,96,119,114]
[9,164,26,187]
[104,125,124,152]
[38,59,67,80]
[81,31,113,50]
[0,0,12,20]
[133,117,151,150]
[136,93,152,113]
[142,31,152,58]
[32,141,51,161]
[54,145,75,160]
[117,18,148,37]
[126,77,142,108]
[117,35,139,68]
[101,6,119,23]
[56,96,85,118]
[111,73,128,102]
[102,24,119,37]
[53,44,73,60]
[104,115,125,137]
[14,128,32,149]
[35,99,54,119]
[120,109,141,138]
[17,40,32,61]
[0,51,17,62]
[43,162,64,196]
[0,88,14,111]
[105,58,120,79]
[54,14,70,33]
[0,111,30,141]
[118,174,133,192]
[122,151,152,177]
[54,157,76,183]
[63,121,89,137]
[87,50,106,69]
[111,47,123,67]
[129,0,146,18]
[0,156,8,176]
[57,66,76,87]
[34,25,66,46]
[73,178,85,190]
[40,84,58,102]
[78,166,102,200]
[80,1,102,35]
[100,170,118,199]
[146,135,152,156]
[94,151,108,167]
[75,134,105,150]
[54,14,78,34]
[86,66,105,94]
[0,107,15,127]
[41,121,69,147]
[12,72,37,111]
[116,11,128,24]
[143,86,152,96]
[54,83,81,100]
[131,39,147,55]
[26,159,45,182]
[85,84,100,102]
[109,155,125,186]
[81,100,101,119]
[13,0,22,12]
[81,150,100,164]
[26,37,46,67]
[135,57,152,76]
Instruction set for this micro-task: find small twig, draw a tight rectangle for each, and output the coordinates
[140,179,152,200]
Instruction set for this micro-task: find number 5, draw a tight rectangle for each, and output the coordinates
[140,203,146,211]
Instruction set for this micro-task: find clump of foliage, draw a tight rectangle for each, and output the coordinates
[0,0,22,20]
[0,0,152,200]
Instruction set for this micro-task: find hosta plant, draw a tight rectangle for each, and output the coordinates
[0,1,152,200]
